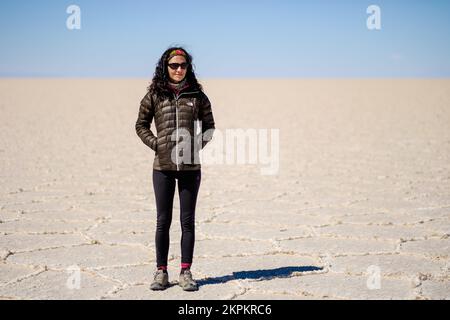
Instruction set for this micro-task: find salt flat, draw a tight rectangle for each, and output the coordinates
[0,78,449,299]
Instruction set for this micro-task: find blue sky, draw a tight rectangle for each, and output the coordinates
[1,0,449,77]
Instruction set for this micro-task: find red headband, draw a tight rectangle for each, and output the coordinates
[168,49,186,60]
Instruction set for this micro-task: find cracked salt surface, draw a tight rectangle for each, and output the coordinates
[1,79,449,299]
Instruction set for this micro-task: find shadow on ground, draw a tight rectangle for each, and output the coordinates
[197,266,323,287]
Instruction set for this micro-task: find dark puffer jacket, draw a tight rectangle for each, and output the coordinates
[135,85,215,171]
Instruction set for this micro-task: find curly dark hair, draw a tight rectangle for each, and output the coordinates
[148,46,203,98]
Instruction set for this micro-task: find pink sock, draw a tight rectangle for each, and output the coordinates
[181,263,191,270]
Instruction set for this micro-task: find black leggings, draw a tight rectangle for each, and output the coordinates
[152,169,201,267]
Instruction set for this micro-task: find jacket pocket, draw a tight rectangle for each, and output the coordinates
[155,136,161,153]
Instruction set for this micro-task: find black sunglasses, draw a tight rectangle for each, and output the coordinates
[168,62,189,70]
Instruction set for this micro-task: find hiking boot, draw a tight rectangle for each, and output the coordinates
[179,270,198,291]
[150,269,169,290]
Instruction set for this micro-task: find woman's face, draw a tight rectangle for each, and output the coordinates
[167,55,188,83]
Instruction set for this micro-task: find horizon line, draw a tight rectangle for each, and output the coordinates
[1,76,450,80]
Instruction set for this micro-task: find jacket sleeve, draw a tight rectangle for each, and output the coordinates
[199,93,216,149]
[135,92,158,152]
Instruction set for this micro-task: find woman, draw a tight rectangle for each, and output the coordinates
[135,47,215,291]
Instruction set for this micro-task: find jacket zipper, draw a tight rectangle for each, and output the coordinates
[174,90,199,171]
